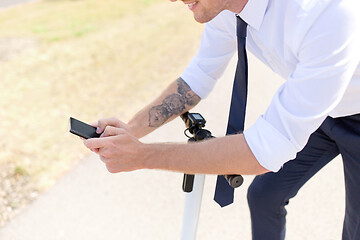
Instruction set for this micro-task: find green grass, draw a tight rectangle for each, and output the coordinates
[0,0,163,41]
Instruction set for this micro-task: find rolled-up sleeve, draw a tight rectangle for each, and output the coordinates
[181,11,237,99]
[244,3,360,172]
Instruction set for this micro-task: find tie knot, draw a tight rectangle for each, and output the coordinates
[236,16,247,38]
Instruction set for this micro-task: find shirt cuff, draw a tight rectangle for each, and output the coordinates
[180,58,217,99]
[243,116,299,172]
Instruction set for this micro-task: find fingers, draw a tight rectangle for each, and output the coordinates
[96,117,118,134]
[91,148,99,153]
[84,137,107,149]
[89,122,98,128]
[101,126,126,137]
[83,120,129,151]
[83,130,142,174]
[83,130,126,150]
[96,117,128,134]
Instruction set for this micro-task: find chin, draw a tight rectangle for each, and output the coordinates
[193,15,211,24]
[194,18,207,24]
[193,11,221,24]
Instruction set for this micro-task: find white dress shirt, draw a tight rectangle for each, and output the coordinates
[180,0,360,172]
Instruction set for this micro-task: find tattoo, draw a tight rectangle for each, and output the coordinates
[176,78,201,106]
[148,78,201,127]
[148,105,171,127]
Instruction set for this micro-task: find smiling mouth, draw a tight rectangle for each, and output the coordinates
[187,1,198,10]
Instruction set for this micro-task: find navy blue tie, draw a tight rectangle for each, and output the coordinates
[214,16,248,207]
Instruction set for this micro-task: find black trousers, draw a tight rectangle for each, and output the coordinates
[247,114,360,240]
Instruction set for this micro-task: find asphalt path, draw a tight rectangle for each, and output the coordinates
[0,54,345,239]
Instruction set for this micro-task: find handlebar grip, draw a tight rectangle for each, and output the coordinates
[182,174,195,192]
[224,174,244,188]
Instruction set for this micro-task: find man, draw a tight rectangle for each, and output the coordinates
[84,0,360,239]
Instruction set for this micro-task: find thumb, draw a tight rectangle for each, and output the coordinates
[96,117,122,134]
[101,126,126,138]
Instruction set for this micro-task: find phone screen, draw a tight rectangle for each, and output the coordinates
[69,117,101,139]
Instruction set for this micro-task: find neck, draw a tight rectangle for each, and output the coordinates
[228,0,248,14]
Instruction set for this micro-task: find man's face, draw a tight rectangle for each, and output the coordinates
[170,0,232,23]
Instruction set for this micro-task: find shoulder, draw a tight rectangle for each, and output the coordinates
[283,0,359,28]
[278,0,359,53]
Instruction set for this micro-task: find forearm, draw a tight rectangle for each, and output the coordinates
[143,134,269,175]
[84,112,268,175]
[128,77,201,139]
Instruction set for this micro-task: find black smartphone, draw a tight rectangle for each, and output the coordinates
[69,117,101,139]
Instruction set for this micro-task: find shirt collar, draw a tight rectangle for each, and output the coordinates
[236,0,269,31]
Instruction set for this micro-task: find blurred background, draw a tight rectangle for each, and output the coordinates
[0,0,204,226]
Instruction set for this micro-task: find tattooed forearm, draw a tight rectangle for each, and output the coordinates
[148,94,185,127]
[148,78,201,127]
[176,78,201,106]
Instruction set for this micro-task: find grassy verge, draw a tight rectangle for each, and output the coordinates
[0,0,163,41]
[0,0,203,226]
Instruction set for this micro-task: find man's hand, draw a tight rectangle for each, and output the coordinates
[84,118,146,173]
[94,117,131,135]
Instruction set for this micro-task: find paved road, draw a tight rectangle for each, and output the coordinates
[0,55,345,239]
